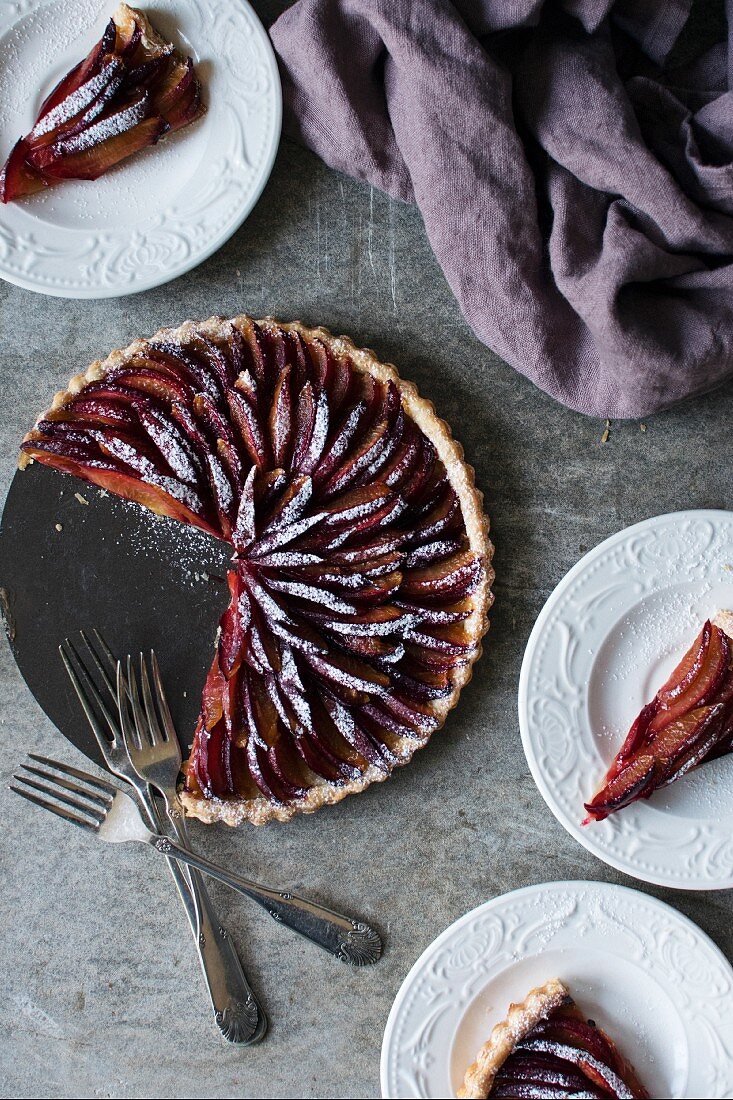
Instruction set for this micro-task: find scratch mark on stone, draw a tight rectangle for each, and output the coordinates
[388,200,397,313]
[316,202,330,278]
[353,210,362,300]
[367,186,376,279]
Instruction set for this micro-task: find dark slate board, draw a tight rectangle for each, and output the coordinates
[0,462,230,767]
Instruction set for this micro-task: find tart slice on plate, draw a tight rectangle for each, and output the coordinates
[459,978,649,1099]
[0,4,205,203]
[20,314,493,824]
[584,611,733,823]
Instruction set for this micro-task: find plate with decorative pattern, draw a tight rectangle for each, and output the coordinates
[519,510,733,890]
[380,880,733,1099]
[0,0,281,297]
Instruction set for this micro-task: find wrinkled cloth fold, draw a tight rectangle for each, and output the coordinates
[271,0,733,417]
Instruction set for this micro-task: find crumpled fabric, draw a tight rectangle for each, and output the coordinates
[270,0,733,417]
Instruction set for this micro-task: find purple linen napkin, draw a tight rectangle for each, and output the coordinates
[270,0,733,418]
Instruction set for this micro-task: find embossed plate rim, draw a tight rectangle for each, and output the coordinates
[380,879,733,1099]
[519,509,733,890]
[0,0,281,298]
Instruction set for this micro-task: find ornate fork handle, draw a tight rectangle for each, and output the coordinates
[142,794,263,1042]
[149,834,382,966]
[194,888,264,1042]
[158,801,265,1042]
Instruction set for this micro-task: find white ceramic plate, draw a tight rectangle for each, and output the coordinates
[0,0,281,297]
[519,510,733,890]
[380,880,733,1099]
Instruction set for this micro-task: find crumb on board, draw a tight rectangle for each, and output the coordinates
[55,523,63,532]
[640,423,647,432]
[600,419,610,444]
[74,492,89,505]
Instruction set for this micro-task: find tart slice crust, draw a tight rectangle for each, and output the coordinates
[459,977,649,1100]
[458,978,569,1099]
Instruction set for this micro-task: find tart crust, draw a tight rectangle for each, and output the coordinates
[21,315,494,826]
[114,4,173,59]
[458,978,569,1099]
[713,609,733,639]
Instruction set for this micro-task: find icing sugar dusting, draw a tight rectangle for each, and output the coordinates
[98,488,229,589]
[32,61,122,137]
[56,95,150,154]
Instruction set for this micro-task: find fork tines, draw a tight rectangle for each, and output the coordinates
[119,650,174,753]
[59,630,121,747]
[11,754,116,832]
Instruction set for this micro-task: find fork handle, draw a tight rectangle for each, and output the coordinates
[194,886,266,1043]
[161,807,266,1043]
[165,852,264,1043]
[141,793,265,1043]
[146,835,382,966]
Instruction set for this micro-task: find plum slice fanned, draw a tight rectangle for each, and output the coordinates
[584,612,733,824]
[458,978,649,1100]
[0,4,204,203]
[20,315,493,825]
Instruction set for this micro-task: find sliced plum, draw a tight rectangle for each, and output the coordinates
[585,620,733,823]
[0,4,205,203]
[0,140,47,203]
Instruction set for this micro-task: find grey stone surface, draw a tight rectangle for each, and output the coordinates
[2,23,733,1099]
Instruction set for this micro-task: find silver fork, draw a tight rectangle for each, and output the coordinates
[11,755,382,965]
[60,632,265,1043]
[119,650,211,862]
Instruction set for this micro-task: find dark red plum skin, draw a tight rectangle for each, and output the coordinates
[585,621,733,823]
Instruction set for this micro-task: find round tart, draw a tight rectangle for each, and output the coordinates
[20,315,493,824]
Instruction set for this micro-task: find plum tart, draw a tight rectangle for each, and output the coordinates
[0,5,204,203]
[459,978,649,1099]
[584,611,733,823]
[20,315,493,824]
